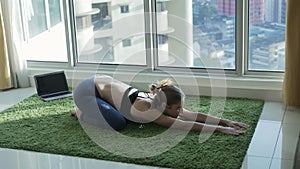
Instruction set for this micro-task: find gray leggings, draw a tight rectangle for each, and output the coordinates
[73,76,127,130]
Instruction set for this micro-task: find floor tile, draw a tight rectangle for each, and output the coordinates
[269,158,294,169]
[78,157,165,169]
[241,155,272,169]
[0,148,19,169]
[273,123,300,160]
[283,107,300,124]
[0,88,36,111]
[247,120,281,157]
[259,102,285,122]
[18,150,44,169]
[0,148,166,169]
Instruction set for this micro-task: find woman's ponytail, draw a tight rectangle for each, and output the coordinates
[149,78,184,108]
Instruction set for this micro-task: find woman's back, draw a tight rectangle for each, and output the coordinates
[94,75,132,111]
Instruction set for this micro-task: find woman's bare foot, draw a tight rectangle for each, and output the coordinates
[70,110,76,116]
[70,109,82,119]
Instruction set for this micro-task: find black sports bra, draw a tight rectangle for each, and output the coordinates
[128,87,140,104]
[120,87,175,122]
[119,87,141,121]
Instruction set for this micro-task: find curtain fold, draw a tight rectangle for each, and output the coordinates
[283,0,300,106]
[0,0,30,88]
[0,2,12,90]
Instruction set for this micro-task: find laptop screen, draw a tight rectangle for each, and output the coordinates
[34,71,69,96]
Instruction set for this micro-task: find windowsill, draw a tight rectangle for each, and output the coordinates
[27,66,283,102]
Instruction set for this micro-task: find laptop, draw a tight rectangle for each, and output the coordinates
[34,71,73,101]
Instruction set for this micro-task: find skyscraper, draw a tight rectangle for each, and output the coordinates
[280,0,287,24]
[265,0,279,23]
[218,0,235,17]
[249,0,264,25]
[218,0,264,25]
[265,0,287,24]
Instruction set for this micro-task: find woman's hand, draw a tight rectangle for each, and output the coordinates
[216,120,250,135]
[217,126,246,135]
[223,120,250,129]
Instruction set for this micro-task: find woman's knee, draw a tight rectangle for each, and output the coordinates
[73,76,96,107]
[73,76,127,130]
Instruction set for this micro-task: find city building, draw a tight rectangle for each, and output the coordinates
[218,0,264,25]
[265,0,287,24]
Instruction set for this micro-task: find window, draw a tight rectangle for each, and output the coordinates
[92,3,112,30]
[22,0,68,62]
[158,34,168,45]
[122,39,132,47]
[120,5,129,13]
[248,0,286,72]
[157,0,235,69]
[28,0,47,38]
[74,1,146,65]
[27,0,62,37]
[49,0,62,27]
[25,0,286,77]
[157,1,167,12]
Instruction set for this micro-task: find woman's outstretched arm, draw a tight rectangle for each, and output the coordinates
[153,114,247,135]
[179,108,250,129]
[131,108,247,135]
[131,100,249,135]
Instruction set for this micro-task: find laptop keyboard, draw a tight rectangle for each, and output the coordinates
[43,91,71,98]
[43,93,73,101]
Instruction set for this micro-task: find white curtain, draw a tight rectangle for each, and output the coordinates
[0,0,30,88]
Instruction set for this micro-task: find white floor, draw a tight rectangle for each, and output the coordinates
[0,88,299,169]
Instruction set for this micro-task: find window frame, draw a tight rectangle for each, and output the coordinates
[26,0,285,77]
[26,0,284,101]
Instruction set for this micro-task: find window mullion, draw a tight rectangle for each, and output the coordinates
[150,0,158,71]
[236,0,245,76]
[243,0,250,76]
[44,0,51,30]
[59,0,64,22]
[63,0,76,67]
[144,0,157,71]
[19,0,29,42]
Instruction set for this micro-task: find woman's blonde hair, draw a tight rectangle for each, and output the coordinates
[150,78,184,107]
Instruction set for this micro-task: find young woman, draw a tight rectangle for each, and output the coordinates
[71,75,249,135]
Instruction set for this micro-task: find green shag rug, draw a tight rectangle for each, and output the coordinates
[0,95,264,169]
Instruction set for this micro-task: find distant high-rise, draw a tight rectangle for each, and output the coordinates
[218,0,264,25]
[265,0,286,24]
[218,0,235,17]
[280,0,287,24]
[249,0,264,25]
[265,0,278,23]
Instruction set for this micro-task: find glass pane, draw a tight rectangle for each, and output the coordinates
[120,5,129,13]
[75,0,146,65]
[25,0,68,62]
[28,0,47,38]
[49,0,62,27]
[157,0,236,69]
[248,0,286,71]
